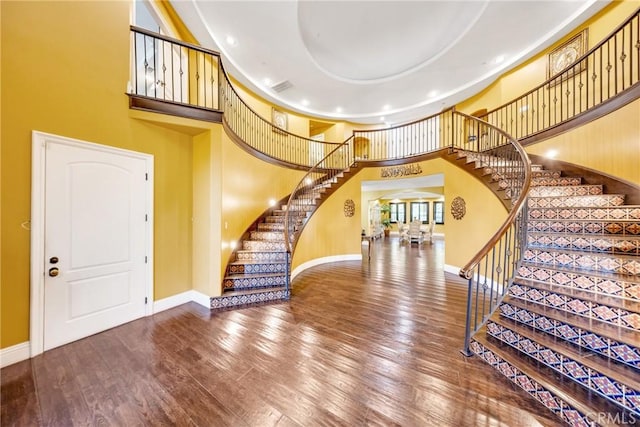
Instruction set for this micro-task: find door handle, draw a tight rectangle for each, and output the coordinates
[48,267,59,277]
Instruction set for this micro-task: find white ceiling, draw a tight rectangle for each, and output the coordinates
[170,0,610,126]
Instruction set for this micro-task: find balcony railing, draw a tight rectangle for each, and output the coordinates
[282,111,531,354]
[129,8,636,352]
[484,7,640,142]
[130,26,222,120]
[353,111,453,162]
[220,72,344,169]
[131,6,640,159]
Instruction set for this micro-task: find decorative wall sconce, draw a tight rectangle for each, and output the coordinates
[344,199,355,217]
[451,196,466,220]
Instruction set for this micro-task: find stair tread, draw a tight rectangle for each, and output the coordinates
[243,239,288,243]
[225,272,286,278]
[519,261,640,285]
[526,246,640,262]
[235,249,287,254]
[528,232,640,239]
[513,278,640,312]
[528,217,640,223]
[529,193,626,199]
[489,316,640,390]
[503,297,640,349]
[229,260,287,265]
[532,184,601,189]
[221,286,288,297]
[473,335,624,427]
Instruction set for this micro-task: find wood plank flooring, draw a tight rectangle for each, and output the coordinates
[2,236,563,426]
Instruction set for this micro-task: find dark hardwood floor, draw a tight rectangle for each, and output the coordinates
[2,236,563,426]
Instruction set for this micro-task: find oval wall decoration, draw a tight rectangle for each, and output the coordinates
[344,199,355,217]
[451,196,466,220]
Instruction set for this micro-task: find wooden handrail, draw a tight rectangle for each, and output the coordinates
[485,7,640,117]
[130,25,220,57]
[457,113,532,279]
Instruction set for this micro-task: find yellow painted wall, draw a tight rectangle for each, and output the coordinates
[1,1,196,348]
[292,174,363,267]
[293,158,507,271]
[458,0,639,114]
[457,1,640,186]
[440,159,508,269]
[220,131,306,280]
[2,0,636,352]
[526,98,640,185]
[192,130,216,297]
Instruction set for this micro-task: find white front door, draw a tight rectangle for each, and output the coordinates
[36,134,151,351]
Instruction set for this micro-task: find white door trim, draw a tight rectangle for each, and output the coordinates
[30,131,154,357]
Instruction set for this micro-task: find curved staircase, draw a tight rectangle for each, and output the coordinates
[211,167,360,310]
[470,165,640,425]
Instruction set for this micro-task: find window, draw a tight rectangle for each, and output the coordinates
[410,202,429,223]
[433,201,445,224]
[389,202,406,224]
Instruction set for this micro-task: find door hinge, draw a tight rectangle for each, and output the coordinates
[145,214,148,222]
[145,173,148,181]
[145,256,148,264]
[145,297,148,304]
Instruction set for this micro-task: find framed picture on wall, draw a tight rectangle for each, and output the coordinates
[547,29,588,86]
[272,108,288,133]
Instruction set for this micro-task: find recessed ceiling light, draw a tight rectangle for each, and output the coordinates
[494,55,505,64]
[380,116,385,121]
[263,78,272,86]
[301,99,309,106]
[226,35,237,46]
[335,107,343,113]
[383,104,390,111]
[545,149,558,158]
[428,90,438,98]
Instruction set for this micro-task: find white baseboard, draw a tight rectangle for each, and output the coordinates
[444,263,462,276]
[189,290,212,308]
[291,254,362,281]
[0,341,30,368]
[153,290,211,313]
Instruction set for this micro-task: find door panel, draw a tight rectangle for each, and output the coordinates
[43,141,148,351]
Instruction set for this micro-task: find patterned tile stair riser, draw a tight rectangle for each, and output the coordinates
[530,176,583,186]
[498,302,640,369]
[529,185,604,197]
[508,284,640,330]
[228,262,287,275]
[527,233,640,255]
[215,173,346,310]
[527,220,640,236]
[485,321,640,417]
[235,250,287,262]
[528,206,640,221]
[522,248,640,276]
[459,150,640,426]
[516,264,640,300]
[528,194,626,209]
[223,274,287,290]
[470,340,598,426]
[210,289,291,310]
